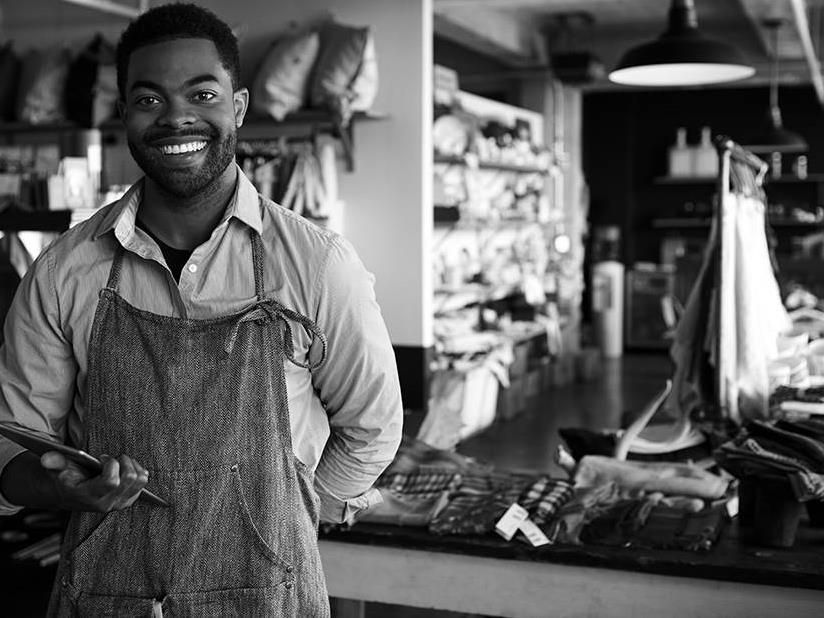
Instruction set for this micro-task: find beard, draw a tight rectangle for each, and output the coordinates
[128,127,237,199]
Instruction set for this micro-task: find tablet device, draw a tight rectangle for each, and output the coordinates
[0,422,168,507]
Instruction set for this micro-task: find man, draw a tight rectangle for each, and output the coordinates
[0,4,402,616]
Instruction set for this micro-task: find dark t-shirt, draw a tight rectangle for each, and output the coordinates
[136,219,194,283]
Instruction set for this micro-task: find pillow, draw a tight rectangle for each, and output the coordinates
[310,21,378,124]
[251,30,320,121]
[0,43,21,122]
[17,47,71,125]
[349,33,378,112]
[65,35,117,127]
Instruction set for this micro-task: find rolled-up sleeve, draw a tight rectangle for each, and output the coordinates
[310,236,403,524]
[0,250,76,515]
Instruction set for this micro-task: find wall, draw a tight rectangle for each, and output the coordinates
[2,0,433,359]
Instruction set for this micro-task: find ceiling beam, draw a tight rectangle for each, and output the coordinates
[434,7,540,67]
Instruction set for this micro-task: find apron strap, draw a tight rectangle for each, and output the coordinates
[229,226,327,370]
[105,244,127,293]
[250,229,266,302]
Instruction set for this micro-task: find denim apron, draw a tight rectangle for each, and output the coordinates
[47,224,331,617]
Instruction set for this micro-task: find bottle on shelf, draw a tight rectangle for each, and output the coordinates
[668,127,692,178]
[692,126,718,178]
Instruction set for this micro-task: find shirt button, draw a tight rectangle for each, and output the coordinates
[285,582,293,589]
[286,566,294,573]
[187,263,198,274]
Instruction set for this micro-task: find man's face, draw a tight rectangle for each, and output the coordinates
[120,37,248,198]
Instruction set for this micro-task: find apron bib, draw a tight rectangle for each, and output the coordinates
[47,223,330,618]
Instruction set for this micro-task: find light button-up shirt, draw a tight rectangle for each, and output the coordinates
[0,167,403,523]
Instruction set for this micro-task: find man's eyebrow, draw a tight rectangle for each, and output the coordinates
[129,74,221,92]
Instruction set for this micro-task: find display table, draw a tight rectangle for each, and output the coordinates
[320,521,824,618]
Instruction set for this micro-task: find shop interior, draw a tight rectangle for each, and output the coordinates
[1,0,824,616]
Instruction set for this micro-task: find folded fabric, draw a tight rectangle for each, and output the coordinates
[573,455,729,499]
[518,476,574,526]
[582,501,727,552]
[358,486,453,527]
[716,439,824,501]
[552,482,644,544]
[429,483,526,536]
[747,420,824,472]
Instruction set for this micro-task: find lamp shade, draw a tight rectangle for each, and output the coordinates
[745,108,808,153]
[609,0,755,86]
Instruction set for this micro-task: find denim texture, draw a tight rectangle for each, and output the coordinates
[47,229,329,617]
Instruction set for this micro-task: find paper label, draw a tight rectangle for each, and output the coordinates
[726,495,739,518]
[518,518,551,547]
[494,503,528,541]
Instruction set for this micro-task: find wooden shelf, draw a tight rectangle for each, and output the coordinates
[433,205,542,229]
[433,283,521,314]
[0,209,72,232]
[653,174,824,185]
[652,217,823,230]
[0,109,386,172]
[434,154,549,175]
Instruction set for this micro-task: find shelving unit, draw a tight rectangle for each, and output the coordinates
[434,154,550,176]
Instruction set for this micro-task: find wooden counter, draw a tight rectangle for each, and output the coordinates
[320,520,824,618]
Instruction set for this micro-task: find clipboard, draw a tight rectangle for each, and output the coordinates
[0,422,169,507]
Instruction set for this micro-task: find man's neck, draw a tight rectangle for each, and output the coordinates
[139,165,238,250]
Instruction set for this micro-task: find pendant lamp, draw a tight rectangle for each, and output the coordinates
[744,18,808,154]
[609,0,755,86]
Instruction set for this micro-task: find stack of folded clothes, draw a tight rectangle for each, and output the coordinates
[716,418,824,502]
[549,453,732,551]
[359,436,576,541]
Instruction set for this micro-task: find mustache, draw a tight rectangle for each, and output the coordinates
[144,128,217,143]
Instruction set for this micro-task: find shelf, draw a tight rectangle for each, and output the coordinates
[434,155,549,175]
[434,283,521,314]
[652,217,823,230]
[653,174,824,185]
[0,209,72,232]
[433,205,542,229]
[0,109,386,172]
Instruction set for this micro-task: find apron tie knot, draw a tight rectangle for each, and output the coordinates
[224,301,328,370]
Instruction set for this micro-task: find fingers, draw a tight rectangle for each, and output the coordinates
[44,452,149,512]
[115,455,149,508]
[40,451,68,471]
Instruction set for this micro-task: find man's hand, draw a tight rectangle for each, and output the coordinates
[40,452,149,512]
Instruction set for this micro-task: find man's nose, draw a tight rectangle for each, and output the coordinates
[157,99,196,128]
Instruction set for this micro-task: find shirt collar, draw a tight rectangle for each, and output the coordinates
[93,164,263,240]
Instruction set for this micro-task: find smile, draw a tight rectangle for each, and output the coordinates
[157,141,208,155]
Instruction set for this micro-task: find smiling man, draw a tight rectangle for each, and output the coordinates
[0,4,402,617]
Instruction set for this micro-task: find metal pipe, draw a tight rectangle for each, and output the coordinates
[788,0,824,106]
[62,0,142,19]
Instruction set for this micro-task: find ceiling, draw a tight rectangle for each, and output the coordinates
[434,0,824,93]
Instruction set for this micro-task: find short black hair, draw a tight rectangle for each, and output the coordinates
[116,2,241,98]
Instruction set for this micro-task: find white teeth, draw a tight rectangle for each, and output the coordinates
[159,141,207,155]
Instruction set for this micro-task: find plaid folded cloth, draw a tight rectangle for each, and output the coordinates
[428,484,526,536]
[376,471,461,499]
[518,476,574,526]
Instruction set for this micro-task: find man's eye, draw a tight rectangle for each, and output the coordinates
[194,91,216,102]
[135,95,160,107]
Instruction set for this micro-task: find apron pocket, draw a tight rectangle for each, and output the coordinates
[164,585,292,618]
[76,592,155,617]
[232,463,293,571]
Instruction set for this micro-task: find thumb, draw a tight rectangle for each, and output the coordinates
[40,451,68,471]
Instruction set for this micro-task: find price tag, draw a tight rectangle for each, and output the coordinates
[495,503,528,541]
[518,518,550,547]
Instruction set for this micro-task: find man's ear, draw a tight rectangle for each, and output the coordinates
[233,87,249,128]
[116,99,127,122]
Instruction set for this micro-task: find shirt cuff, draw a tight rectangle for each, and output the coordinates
[0,442,29,516]
[318,486,383,525]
